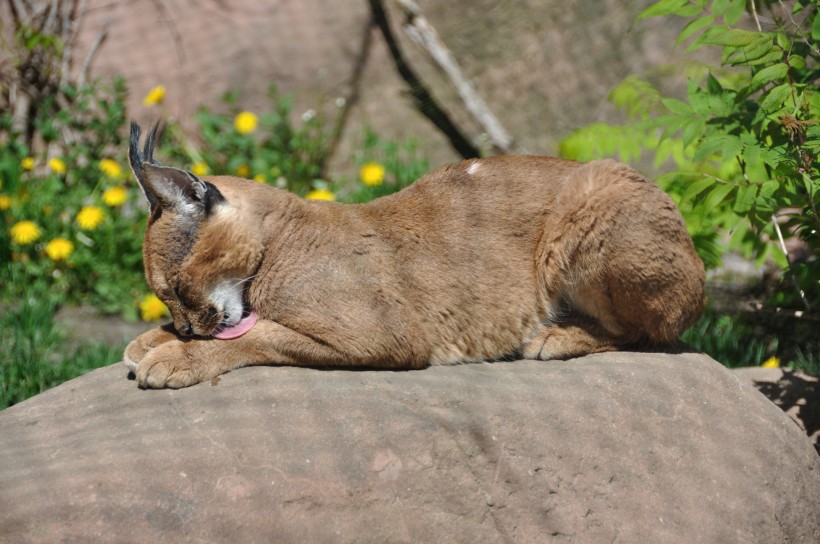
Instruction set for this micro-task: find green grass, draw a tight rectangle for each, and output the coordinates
[682,307,819,374]
[0,299,124,409]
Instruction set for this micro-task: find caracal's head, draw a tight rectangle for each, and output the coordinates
[129,122,263,338]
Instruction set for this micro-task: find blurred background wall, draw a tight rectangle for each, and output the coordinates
[72,0,698,170]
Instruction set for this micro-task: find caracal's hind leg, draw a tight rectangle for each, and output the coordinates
[123,324,178,375]
[521,314,625,361]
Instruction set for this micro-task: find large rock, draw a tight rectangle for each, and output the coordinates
[0,351,817,543]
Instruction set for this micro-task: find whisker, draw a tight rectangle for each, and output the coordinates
[231,274,257,288]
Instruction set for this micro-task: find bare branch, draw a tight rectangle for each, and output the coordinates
[394,0,514,153]
[368,0,479,158]
[321,13,376,178]
[78,25,108,88]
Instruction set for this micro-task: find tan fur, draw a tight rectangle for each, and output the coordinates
[124,155,705,388]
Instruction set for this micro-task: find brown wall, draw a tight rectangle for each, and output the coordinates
[75,0,703,173]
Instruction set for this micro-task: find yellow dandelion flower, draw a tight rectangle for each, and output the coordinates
[0,194,11,211]
[191,162,209,177]
[48,157,67,175]
[235,164,250,177]
[143,85,166,106]
[234,111,258,134]
[761,356,780,368]
[45,238,74,262]
[305,188,335,201]
[102,186,128,207]
[76,206,105,230]
[21,157,35,171]
[253,173,266,183]
[10,220,41,245]
[360,162,385,187]
[99,159,123,179]
[139,293,169,321]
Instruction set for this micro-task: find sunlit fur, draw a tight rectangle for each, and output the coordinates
[125,123,705,388]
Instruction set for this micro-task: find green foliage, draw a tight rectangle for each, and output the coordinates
[560,0,820,313]
[162,87,333,195]
[682,307,819,373]
[0,78,148,317]
[0,298,123,409]
[343,129,430,203]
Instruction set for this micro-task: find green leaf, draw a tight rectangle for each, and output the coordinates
[704,182,735,209]
[689,89,712,116]
[759,83,792,113]
[683,118,706,147]
[741,141,763,166]
[760,146,786,169]
[683,176,716,201]
[710,0,730,16]
[694,134,733,162]
[813,8,820,40]
[638,0,703,18]
[733,183,758,213]
[727,35,775,65]
[750,63,789,89]
[721,135,743,162]
[743,49,785,66]
[724,0,747,25]
[700,27,760,47]
[677,15,715,45]
[788,55,806,70]
[775,32,791,50]
[638,0,690,20]
[662,98,692,115]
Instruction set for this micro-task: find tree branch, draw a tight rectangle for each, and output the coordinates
[394,0,514,154]
[368,0,479,158]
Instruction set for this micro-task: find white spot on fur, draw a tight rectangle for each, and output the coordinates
[214,203,239,221]
[466,161,480,175]
[209,280,244,327]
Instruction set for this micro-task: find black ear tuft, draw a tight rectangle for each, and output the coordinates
[143,121,162,165]
[130,121,155,211]
[129,121,166,211]
[128,121,143,178]
[129,120,225,215]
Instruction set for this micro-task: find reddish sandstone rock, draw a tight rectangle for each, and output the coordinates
[0,352,817,543]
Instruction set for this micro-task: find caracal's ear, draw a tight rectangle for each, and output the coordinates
[128,121,225,215]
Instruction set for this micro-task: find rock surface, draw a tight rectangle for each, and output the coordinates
[1,351,817,543]
[732,366,818,452]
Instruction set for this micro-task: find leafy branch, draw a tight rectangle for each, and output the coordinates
[561,0,819,312]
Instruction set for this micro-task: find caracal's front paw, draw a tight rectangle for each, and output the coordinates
[134,339,211,389]
[134,338,236,389]
[123,325,178,375]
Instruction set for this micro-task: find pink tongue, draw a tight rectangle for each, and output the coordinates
[213,310,258,340]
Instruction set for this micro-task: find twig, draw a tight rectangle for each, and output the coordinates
[148,0,190,114]
[78,25,108,88]
[394,0,514,153]
[749,0,762,31]
[749,301,819,322]
[368,0,479,158]
[778,0,820,56]
[321,12,375,178]
[771,214,811,312]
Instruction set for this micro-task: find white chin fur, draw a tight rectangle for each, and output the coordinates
[208,280,244,327]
